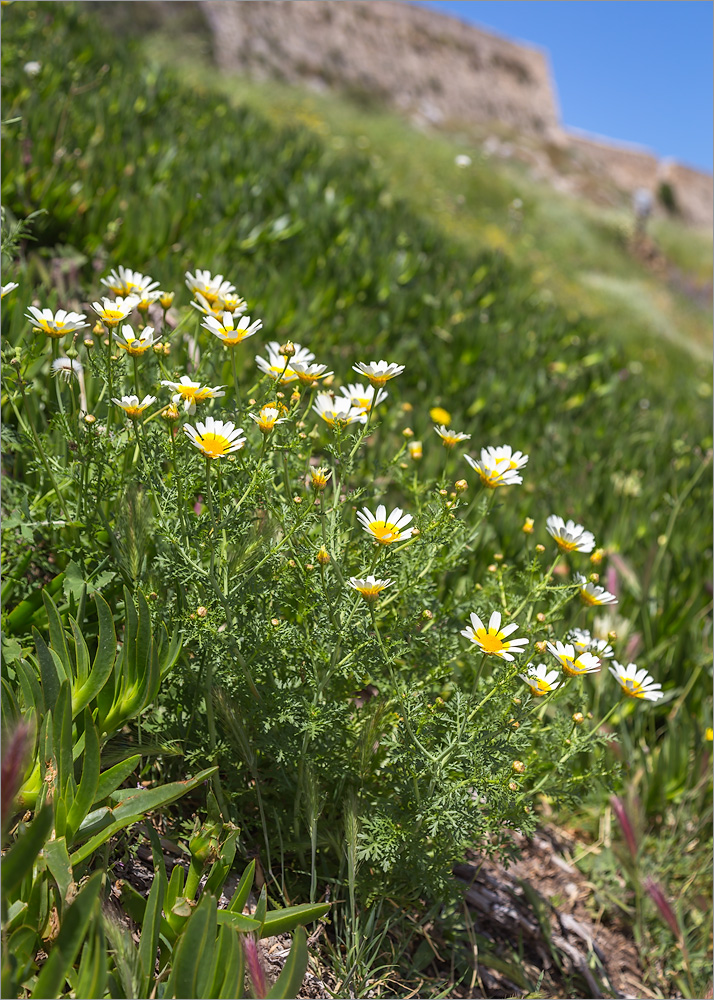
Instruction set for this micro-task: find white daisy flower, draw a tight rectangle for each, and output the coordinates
[219,292,246,313]
[567,629,615,659]
[312,392,367,428]
[185,269,236,306]
[26,306,89,338]
[92,296,139,328]
[460,610,529,661]
[349,575,393,602]
[352,360,405,388]
[519,663,560,696]
[609,662,664,702]
[464,445,528,488]
[291,361,333,386]
[546,641,601,677]
[309,467,332,491]
[161,375,226,414]
[357,504,414,545]
[190,293,243,321]
[1,282,19,298]
[113,324,157,356]
[111,394,157,419]
[434,425,471,448]
[184,416,246,459]
[202,312,262,347]
[101,267,159,298]
[250,405,287,434]
[339,383,388,411]
[574,573,618,606]
[546,515,596,554]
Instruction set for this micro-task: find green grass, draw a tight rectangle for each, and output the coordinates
[143,34,713,367]
[1,6,711,997]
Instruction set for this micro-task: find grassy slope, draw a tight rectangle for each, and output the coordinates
[149,34,713,371]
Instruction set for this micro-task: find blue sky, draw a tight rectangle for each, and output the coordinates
[413,1,713,172]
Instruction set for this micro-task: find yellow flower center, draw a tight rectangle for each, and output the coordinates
[101,309,125,327]
[197,287,219,304]
[555,537,579,552]
[367,374,389,387]
[221,333,245,346]
[530,679,550,695]
[122,340,150,355]
[123,405,145,419]
[197,432,232,458]
[621,676,645,698]
[474,629,508,654]
[477,469,505,489]
[579,589,600,606]
[561,658,583,676]
[357,585,382,601]
[369,520,400,544]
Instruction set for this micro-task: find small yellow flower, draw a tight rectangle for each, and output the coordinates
[522,517,534,534]
[429,406,451,426]
[706,727,713,742]
[159,291,175,310]
[408,441,423,461]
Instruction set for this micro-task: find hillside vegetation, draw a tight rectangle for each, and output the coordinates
[1,4,711,998]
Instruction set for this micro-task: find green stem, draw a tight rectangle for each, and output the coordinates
[18,380,73,524]
[230,348,242,411]
[132,354,141,397]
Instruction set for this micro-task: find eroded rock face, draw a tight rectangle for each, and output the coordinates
[201,0,561,137]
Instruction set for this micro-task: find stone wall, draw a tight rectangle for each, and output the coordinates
[200,0,712,229]
[201,0,561,136]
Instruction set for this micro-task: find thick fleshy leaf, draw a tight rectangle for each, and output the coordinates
[267,927,308,999]
[260,901,330,938]
[1,803,53,899]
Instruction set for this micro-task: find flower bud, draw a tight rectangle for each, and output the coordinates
[137,298,150,314]
[305,563,314,571]
[522,517,534,534]
[83,337,95,348]
[421,609,433,620]
[290,390,301,405]
[494,552,503,561]
[536,612,546,622]
[408,441,422,461]
[159,291,174,310]
[310,467,330,491]
[162,343,170,355]
[508,781,518,792]
[454,479,467,492]
[84,413,96,424]
[487,564,497,573]
[402,401,413,413]
[162,403,180,422]
[535,640,547,654]
[317,547,330,566]
[590,547,605,565]
[94,322,105,336]
[293,496,302,504]
[535,543,545,553]
[572,712,585,725]
[608,630,617,642]
[439,489,448,496]
[402,427,414,438]
[196,606,208,618]
[512,760,525,774]
[271,618,280,627]
[278,341,295,358]
[152,341,164,354]
[589,573,600,584]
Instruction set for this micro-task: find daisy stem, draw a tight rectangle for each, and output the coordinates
[320,492,345,587]
[471,653,488,696]
[205,457,219,587]
[104,326,114,428]
[132,354,140,397]
[586,696,624,742]
[14,377,71,523]
[347,392,376,461]
[442,445,451,482]
[369,606,435,765]
[170,427,189,545]
[132,421,169,535]
[466,663,521,724]
[512,552,561,622]
[230,348,242,411]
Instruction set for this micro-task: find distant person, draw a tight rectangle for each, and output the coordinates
[633,187,653,236]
